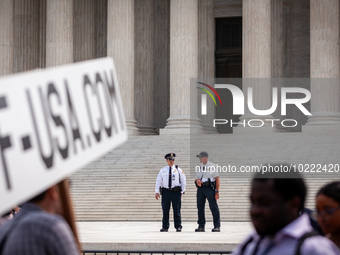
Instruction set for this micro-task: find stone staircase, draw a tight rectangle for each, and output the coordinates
[70,131,340,222]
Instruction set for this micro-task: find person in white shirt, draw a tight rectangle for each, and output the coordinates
[195,151,220,232]
[155,153,186,232]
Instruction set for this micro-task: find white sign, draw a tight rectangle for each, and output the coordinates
[0,58,127,215]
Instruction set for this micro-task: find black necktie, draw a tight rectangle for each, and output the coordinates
[169,166,172,188]
[201,166,205,180]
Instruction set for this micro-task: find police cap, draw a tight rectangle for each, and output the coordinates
[165,152,176,160]
[196,151,209,158]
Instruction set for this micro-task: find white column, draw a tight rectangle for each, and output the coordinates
[39,0,46,69]
[271,0,285,132]
[237,0,273,132]
[46,0,73,67]
[107,0,139,135]
[13,0,40,73]
[291,0,310,78]
[74,0,95,62]
[95,0,107,59]
[160,0,202,135]
[242,0,271,78]
[135,0,157,135]
[271,0,283,79]
[198,0,217,134]
[0,0,14,76]
[304,0,340,131]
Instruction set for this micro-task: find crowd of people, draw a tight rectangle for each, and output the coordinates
[2,159,340,254]
[232,170,340,255]
[155,153,340,254]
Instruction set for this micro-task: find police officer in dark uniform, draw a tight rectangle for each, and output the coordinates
[195,151,220,232]
[155,153,186,232]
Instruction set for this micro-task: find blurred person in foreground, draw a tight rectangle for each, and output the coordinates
[232,167,340,255]
[0,184,79,255]
[316,181,340,248]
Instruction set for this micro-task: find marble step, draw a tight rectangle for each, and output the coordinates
[70,133,339,221]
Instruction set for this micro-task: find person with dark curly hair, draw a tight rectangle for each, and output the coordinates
[316,182,340,248]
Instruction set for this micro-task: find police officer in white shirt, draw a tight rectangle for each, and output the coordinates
[155,153,186,232]
[195,151,221,232]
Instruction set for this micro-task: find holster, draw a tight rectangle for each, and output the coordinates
[159,187,163,195]
[211,180,216,190]
[173,186,182,193]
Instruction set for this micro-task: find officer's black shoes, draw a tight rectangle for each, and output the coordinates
[195,227,205,232]
[176,227,182,232]
[160,228,168,232]
[212,227,220,232]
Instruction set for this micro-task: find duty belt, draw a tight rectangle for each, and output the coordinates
[201,181,214,187]
[162,186,181,192]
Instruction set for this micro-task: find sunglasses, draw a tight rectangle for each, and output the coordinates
[167,158,175,161]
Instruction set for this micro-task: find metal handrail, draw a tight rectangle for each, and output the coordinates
[82,250,232,255]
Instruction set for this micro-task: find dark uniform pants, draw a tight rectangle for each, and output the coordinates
[197,186,220,228]
[161,189,182,229]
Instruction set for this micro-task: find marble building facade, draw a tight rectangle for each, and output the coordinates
[0,0,339,135]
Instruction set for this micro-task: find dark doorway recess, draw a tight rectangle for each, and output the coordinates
[215,17,242,133]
